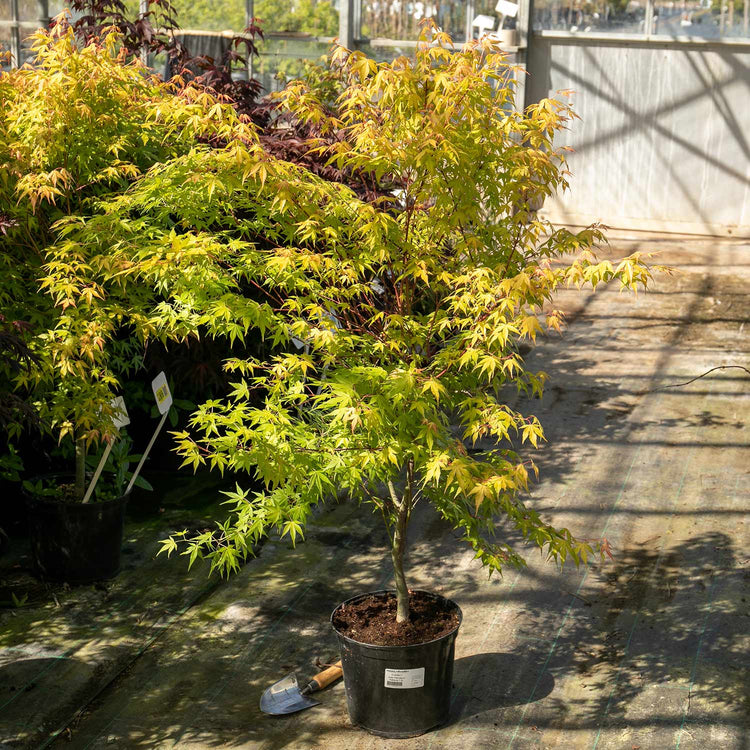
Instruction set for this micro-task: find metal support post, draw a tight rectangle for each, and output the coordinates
[36,0,50,28]
[10,0,21,68]
[353,0,361,46]
[339,0,355,49]
[518,0,533,50]
[246,0,254,81]
[518,0,534,111]
[139,0,148,65]
[644,0,654,36]
[465,0,476,42]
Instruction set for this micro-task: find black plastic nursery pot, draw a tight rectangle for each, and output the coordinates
[331,590,462,738]
[25,481,129,584]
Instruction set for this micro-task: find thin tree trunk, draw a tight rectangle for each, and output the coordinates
[75,438,86,501]
[391,492,410,623]
[388,461,414,624]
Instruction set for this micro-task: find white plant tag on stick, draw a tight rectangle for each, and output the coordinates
[151,371,173,415]
[495,0,519,16]
[82,396,130,504]
[126,372,170,495]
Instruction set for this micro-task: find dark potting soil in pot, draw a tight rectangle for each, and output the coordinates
[332,591,459,646]
[31,483,79,503]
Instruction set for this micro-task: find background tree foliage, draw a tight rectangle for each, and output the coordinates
[0,26,264,493]
[123,0,339,36]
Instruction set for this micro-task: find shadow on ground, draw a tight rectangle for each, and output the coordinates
[0,241,748,749]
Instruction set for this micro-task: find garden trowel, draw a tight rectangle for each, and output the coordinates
[260,661,343,715]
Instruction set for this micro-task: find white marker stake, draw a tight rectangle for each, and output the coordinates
[125,373,172,496]
[82,397,131,504]
[81,441,113,504]
[125,412,166,496]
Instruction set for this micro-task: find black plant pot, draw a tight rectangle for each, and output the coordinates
[331,590,462,738]
[25,479,129,584]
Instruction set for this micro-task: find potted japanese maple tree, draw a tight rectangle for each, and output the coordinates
[160,24,661,737]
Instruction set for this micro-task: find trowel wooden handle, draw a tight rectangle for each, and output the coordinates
[308,661,343,691]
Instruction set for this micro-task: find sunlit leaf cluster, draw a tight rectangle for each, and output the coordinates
[0,25,253,444]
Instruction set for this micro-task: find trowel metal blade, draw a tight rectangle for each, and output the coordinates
[260,673,320,715]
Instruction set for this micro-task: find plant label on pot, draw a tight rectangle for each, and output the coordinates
[126,372,171,494]
[495,0,518,16]
[82,397,131,503]
[384,668,425,689]
[152,372,173,415]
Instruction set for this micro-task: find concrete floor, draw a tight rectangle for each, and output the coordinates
[1,235,749,749]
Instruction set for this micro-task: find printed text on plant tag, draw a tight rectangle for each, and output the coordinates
[384,667,425,689]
